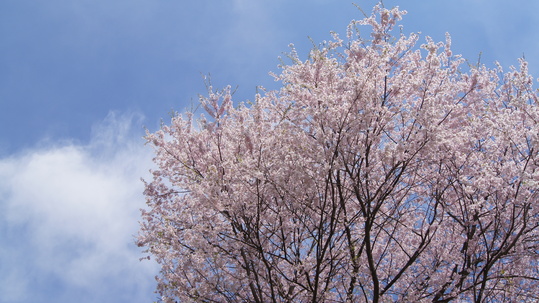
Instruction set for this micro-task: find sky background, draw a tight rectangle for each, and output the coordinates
[1,1,538,302]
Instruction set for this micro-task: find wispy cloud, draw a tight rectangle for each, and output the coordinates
[0,112,158,303]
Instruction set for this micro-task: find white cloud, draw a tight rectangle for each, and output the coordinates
[0,112,159,303]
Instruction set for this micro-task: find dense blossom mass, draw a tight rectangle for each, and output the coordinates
[138,5,539,302]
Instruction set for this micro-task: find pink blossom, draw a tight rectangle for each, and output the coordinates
[139,5,539,302]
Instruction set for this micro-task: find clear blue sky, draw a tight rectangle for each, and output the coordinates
[1,1,538,302]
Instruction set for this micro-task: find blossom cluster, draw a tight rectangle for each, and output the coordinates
[139,5,539,302]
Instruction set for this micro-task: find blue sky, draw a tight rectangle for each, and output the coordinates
[0,1,538,302]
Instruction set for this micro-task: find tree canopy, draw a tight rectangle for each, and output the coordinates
[138,5,539,302]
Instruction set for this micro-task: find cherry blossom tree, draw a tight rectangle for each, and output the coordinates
[138,5,539,302]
